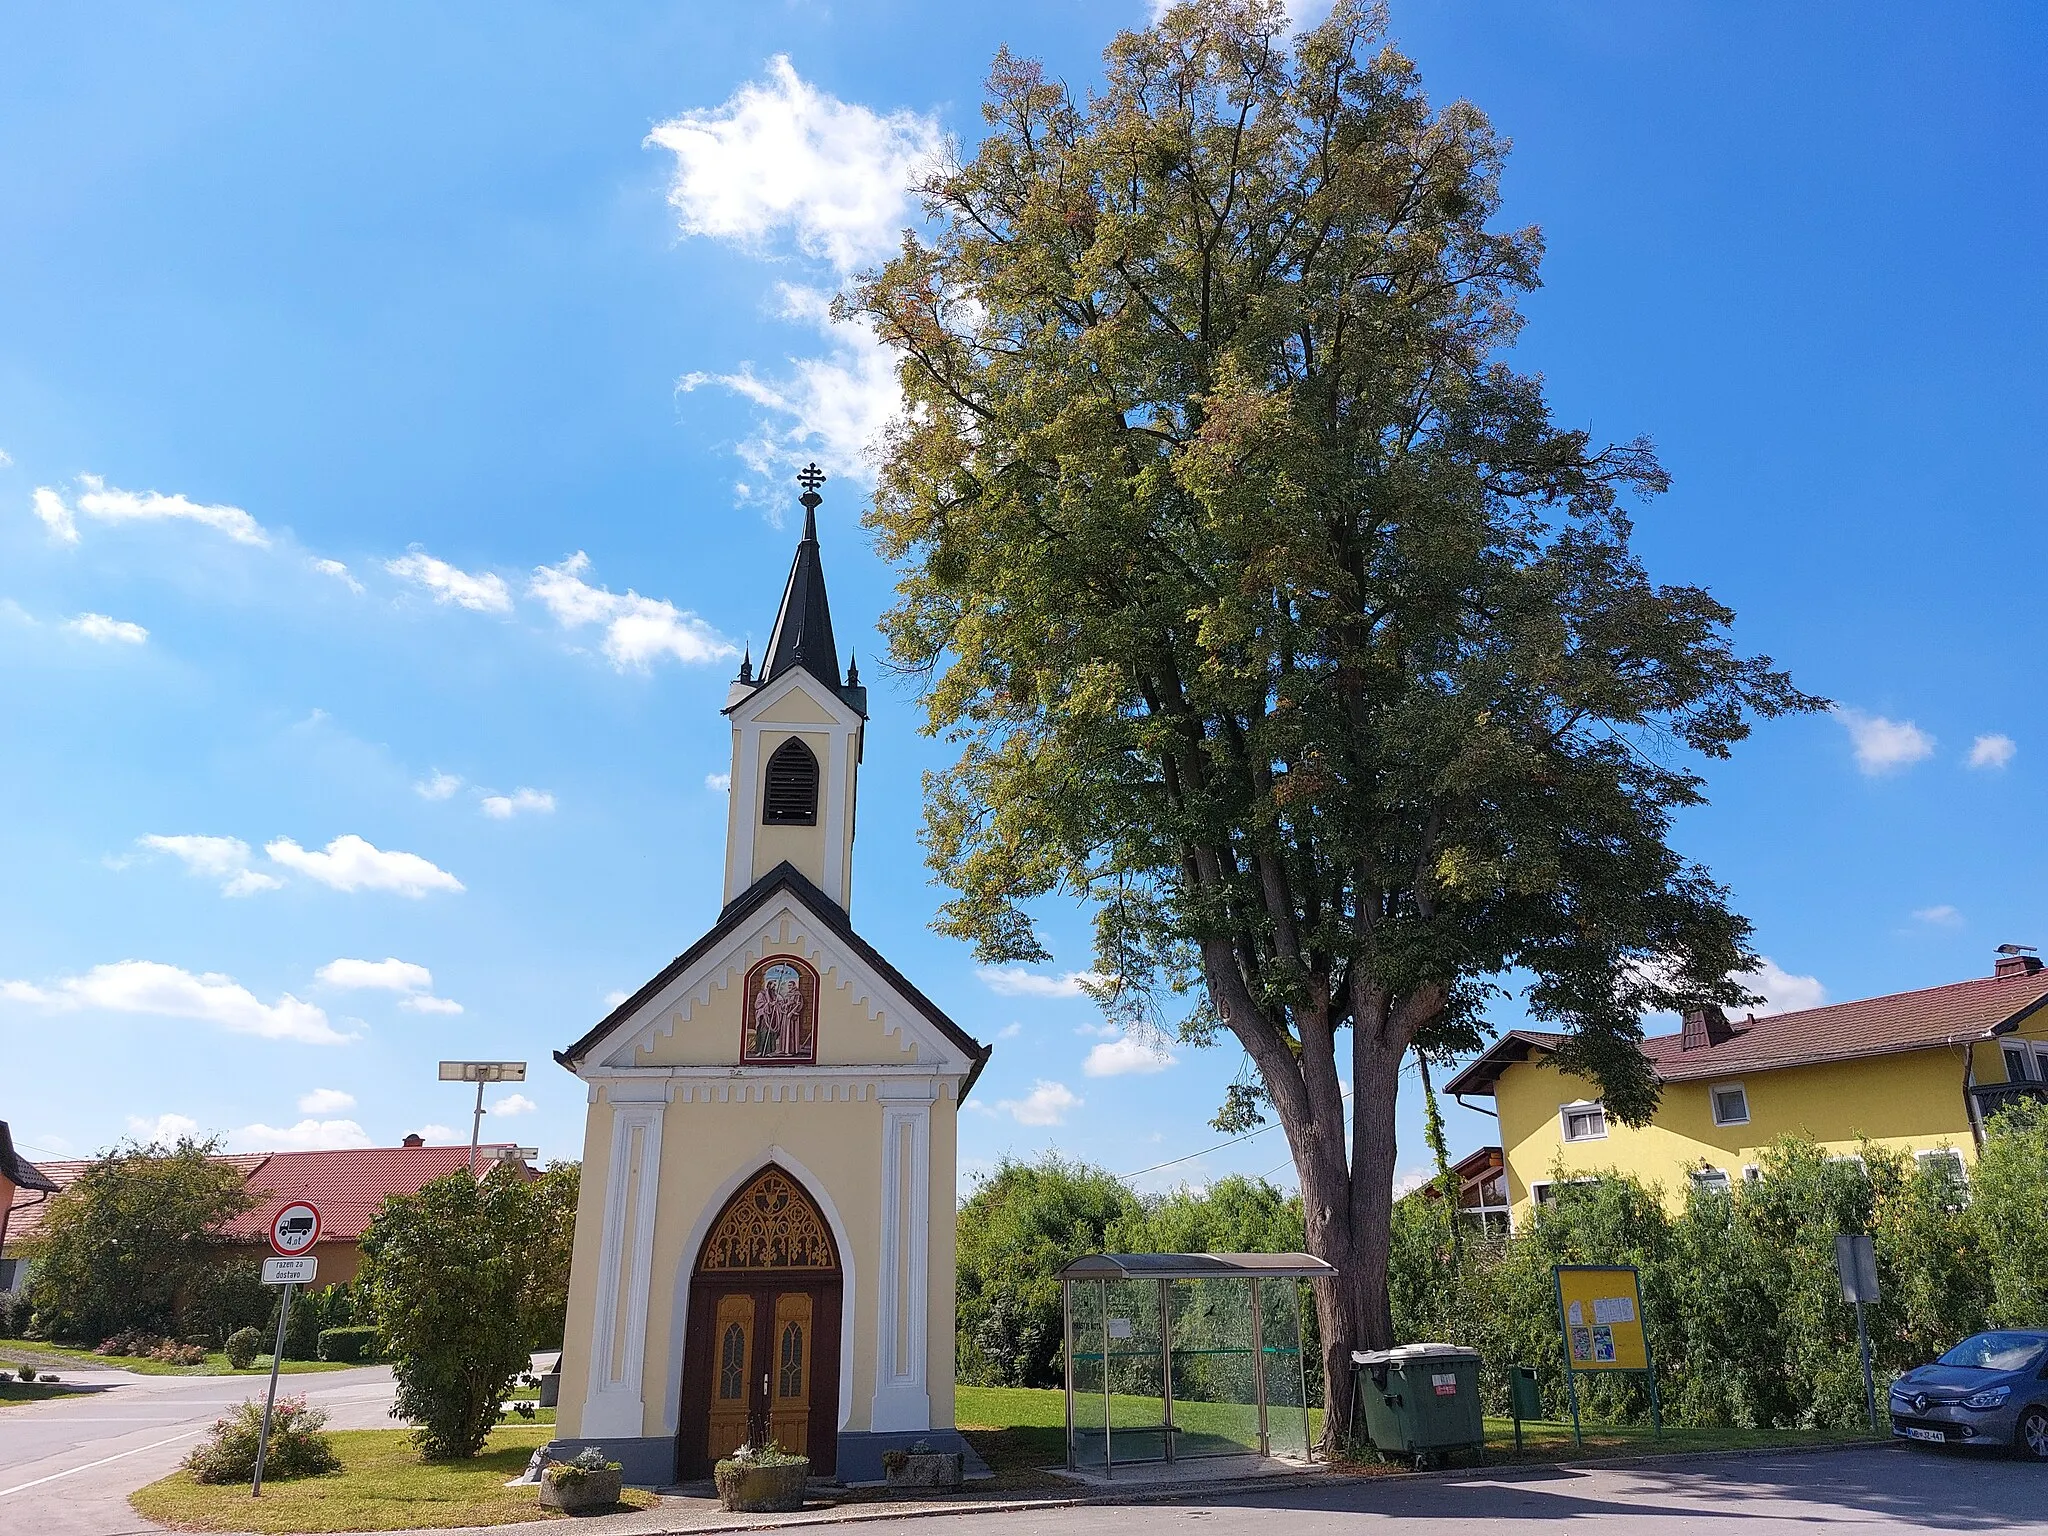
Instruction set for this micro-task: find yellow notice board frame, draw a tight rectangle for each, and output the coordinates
[1553,1265,1660,1446]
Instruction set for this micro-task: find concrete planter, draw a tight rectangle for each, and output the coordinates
[714,1458,810,1512]
[538,1468,623,1513]
[884,1452,964,1491]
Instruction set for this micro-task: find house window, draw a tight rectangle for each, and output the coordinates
[1532,1177,1599,1206]
[1691,1167,1732,1196]
[0,1257,18,1292]
[762,737,820,826]
[1560,1102,1608,1142]
[1710,1083,1750,1127]
[2005,1045,2033,1083]
[1742,1164,1762,1183]
[1916,1147,1968,1184]
[2035,1043,2048,1081]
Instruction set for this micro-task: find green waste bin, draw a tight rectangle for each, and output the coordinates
[1351,1344,1485,1465]
[1509,1365,1542,1422]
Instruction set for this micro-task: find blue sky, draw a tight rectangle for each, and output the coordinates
[2,2,2043,1198]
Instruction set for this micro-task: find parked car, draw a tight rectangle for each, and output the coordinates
[1890,1330,2048,1458]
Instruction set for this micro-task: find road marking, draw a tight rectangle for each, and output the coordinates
[0,1431,205,1499]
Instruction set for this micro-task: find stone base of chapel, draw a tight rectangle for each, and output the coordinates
[534,1430,992,1491]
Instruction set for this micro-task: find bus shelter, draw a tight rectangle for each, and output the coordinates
[1058,1252,1336,1475]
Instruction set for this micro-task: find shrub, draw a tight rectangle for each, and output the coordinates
[317,1326,379,1363]
[151,1340,206,1366]
[225,1327,263,1370]
[15,1364,34,1382]
[357,1169,538,1459]
[543,1447,623,1491]
[182,1396,340,1484]
[180,1261,272,1349]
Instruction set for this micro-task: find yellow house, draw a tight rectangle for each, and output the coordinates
[546,469,990,1487]
[1443,951,2048,1222]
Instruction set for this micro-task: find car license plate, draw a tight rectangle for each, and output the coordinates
[1903,1426,1947,1444]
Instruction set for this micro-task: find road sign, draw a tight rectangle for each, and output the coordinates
[261,1256,318,1285]
[1835,1233,1879,1302]
[268,1200,322,1256]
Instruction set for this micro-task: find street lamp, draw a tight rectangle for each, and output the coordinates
[437,1061,527,1171]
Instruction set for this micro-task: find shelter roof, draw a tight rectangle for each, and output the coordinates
[1444,964,2048,1097]
[1058,1252,1337,1282]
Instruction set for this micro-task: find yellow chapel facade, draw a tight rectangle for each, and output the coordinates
[547,473,990,1486]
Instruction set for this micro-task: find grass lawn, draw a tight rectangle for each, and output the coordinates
[0,1378,88,1404]
[0,1340,352,1377]
[955,1386,1876,1484]
[130,1425,659,1533]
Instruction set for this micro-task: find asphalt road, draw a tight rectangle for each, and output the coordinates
[0,1362,399,1536]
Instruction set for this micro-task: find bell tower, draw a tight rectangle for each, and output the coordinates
[721,465,868,911]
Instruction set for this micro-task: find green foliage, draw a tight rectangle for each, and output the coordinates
[181,1260,272,1349]
[1388,1130,2030,1430]
[318,1326,380,1363]
[182,1395,340,1484]
[24,1137,254,1342]
[957,1156,1141,1387]
[850,0,1819,1385]
[357,1169,537,1459]
[1968,1106,2048,1327]
[224,1327,263,1370]
[519,1161,580,1350]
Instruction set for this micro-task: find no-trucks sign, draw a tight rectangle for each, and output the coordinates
[268,1200,322,1257]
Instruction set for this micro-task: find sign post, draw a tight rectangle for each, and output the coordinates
[253,1200,322,1497]
[1836,1233,1881,1431]
[1553,1265,1658,1449]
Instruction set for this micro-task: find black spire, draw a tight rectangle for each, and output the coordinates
[760,463,843,692]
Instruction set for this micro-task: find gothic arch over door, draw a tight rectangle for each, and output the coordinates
[677,1165,843,1479]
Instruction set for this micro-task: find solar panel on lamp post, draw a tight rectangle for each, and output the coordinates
[438,1061,527,1171]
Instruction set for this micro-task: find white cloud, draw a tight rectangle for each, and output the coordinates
[603,988,630,1009]
[317,956,462,1014]
[419,1123,457,1142]
[3,960,348,1045]
[528,553,736,670]
[127,1112,203,1144]
[1392,1165,1435,1198]
[31,486,76,542]
[317,957,435,993]
[996,1080,1080,1126]
[1913,905,1964,928]
[1736,957,1827,1017]
[647,56,942,275]
[297,1087,357,1115]
[997,1021,1023,1040]
[402,994,464,1015]
[978,966,1100,999]
[34,475,267,546]
[385,550,512,613]
[481,787,555,819]
[230,1119,374,1152]
[415,771,464,801]
[0,447,11,466]
[488,1092,538,1117]
[267,835,464,897]
[1083,1034,1176,1077]
[66,612,149,645]
[138,834,284,897]
[681,287,902,498]
[312,558,365,594]
[1837,708,1935,775]
[1969,734,2017,770]
[706,772,731,792]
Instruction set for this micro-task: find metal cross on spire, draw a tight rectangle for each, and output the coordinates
[796,462,826,505]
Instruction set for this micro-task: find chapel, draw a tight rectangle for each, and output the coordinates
[547,468,990,1487]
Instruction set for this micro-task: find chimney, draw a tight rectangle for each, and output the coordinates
[401,1132,425,1148]
[1680,1004,1734,1051]
[1996,944,2043,979]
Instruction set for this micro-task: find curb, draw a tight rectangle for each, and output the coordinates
[610,1435,1897,1536]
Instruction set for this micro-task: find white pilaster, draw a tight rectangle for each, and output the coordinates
[870,1080,935,1431]
[579,1084,665,1439]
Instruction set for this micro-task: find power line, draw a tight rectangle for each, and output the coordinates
[1116,1087,1351,1183]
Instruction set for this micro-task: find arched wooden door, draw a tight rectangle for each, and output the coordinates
[678,1167,842,1479]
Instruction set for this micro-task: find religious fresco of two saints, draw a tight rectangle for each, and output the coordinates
[743,958,817,1065]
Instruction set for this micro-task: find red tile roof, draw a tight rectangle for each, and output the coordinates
[3,1145,520,1249]
[1444,965,2048,1097]
[225,1145,518,1244]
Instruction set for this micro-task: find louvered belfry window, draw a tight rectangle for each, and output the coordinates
[762,736,819,826]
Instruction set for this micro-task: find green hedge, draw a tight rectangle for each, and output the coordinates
[316,1325,379,1363]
